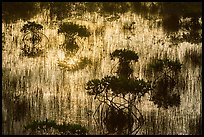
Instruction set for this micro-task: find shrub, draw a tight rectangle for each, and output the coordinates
[24,119,88,135]
[58,22,91,37]
[58,22,91,54]
[20,21,45,57]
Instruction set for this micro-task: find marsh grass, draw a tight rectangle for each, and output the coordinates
[2,5,202,135]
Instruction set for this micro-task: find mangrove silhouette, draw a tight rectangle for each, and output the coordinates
[86,49,183,134]
[58,22,91,55]
[20,21,48,57]
[86,49,152,134]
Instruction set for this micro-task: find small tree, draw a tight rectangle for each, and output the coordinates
[86,49,183,134]
[85,49,152,134]
[21,21,48,57]
[58,22,91,55]
[57,22,91,71]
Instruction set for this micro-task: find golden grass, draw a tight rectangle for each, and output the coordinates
[2,10,202,135]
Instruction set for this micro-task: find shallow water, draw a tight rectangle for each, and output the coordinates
[2,9,202,135]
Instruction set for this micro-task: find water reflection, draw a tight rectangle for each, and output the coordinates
[58,57,92,71]
[2,2,202,135]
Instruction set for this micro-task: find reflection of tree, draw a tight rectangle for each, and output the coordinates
[146,58,182,109]
[86,49,152,135]
[2,68,31,122]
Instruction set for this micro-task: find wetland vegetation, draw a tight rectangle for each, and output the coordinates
[2,2,202,135]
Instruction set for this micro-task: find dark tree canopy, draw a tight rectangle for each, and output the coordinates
[21,21,43,33]
[58,22,91,37]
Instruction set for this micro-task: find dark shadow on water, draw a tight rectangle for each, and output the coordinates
[3,2,201,45]
[188,115,202,135]
[39,2,73,20]
[2,67,32,126]
[2,2,39,23]
[2,91,31,122]
[162,14,180,33]
[143,110,170,135]
[183,48,202,69]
